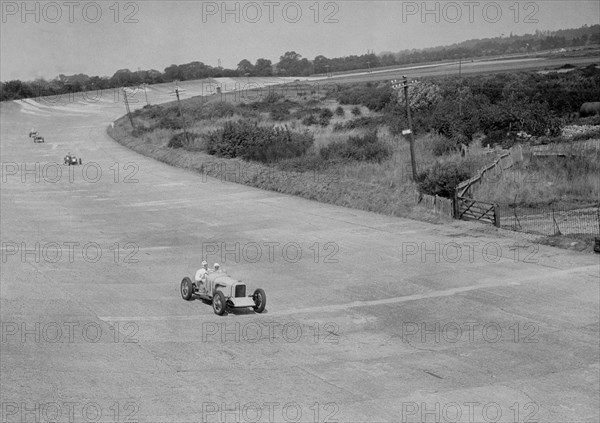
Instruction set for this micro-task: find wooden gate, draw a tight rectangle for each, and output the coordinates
[457,197,498,226]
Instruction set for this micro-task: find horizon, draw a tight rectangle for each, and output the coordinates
[1,1,599,82]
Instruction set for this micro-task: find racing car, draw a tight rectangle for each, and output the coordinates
[29,130,44,143]
[180,270,266,315]
[64,154,82,165]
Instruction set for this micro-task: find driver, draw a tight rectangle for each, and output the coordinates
[194,260,209,292]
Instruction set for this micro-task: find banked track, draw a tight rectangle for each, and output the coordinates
[1,78,599,422]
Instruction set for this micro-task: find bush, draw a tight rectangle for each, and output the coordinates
[319,108,333,126]
[158,114,184,130]
[320,131,391,163]
[264,92,283,103]
[270,105,291,121]
[351,106,362,116]
[430,135,464,156]
[417,162,472,197]
[335,83,393,111]
[167,132,202,149]
[335,106,345,117]
[206,102,236,119]
[204,120,314,163]
[333,116,382,132]
[302,115,318,126]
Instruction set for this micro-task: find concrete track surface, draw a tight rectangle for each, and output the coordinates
[1,82,599,423]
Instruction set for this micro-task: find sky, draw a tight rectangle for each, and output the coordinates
[1,0,599,81]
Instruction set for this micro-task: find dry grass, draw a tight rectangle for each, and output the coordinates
[471,148,600,206]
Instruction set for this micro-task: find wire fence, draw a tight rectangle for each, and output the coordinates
[496,203,600,236]
[414,144,600,237]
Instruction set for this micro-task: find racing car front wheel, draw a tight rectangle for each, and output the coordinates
[212,291,226,315]
[252,288,266,313]
[181,277,193,301]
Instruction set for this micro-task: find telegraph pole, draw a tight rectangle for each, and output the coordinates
[122,88,135,128]
[392,76,418,181]
[170,82,190,144]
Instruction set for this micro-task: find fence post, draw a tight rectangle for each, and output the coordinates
[552,207,562,235]
[494,204,500,227]
[453,190,459,219]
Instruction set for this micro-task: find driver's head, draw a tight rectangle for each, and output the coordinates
[213,263,220,270]
[201,260,207,268]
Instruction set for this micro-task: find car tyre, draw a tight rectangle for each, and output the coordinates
[212,291,226,315]
[252,288,266,313]
[181,277,193,301]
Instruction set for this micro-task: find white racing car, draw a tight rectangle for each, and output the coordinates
[180,270,266,315]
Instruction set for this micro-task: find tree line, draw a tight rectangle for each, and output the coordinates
[2,24,599,102]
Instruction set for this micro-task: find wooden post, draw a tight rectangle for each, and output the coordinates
[174,87,190,144]
[403,76,418,181]
[453,190,460,219]
[494,204,500,227]
[123,89,135,129]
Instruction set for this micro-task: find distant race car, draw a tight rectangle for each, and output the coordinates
[180,270,266,315]
[64,154,82,165]
[29,130,44,143]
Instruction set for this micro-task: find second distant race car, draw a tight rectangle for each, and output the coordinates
[64,154,82,165]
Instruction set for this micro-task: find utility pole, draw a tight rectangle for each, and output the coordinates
[122,88,135,129]
[170,82,190,143]
[459,58,463,116]
[392,76,418,181]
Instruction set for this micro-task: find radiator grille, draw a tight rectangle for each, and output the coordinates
[235,285,246,298]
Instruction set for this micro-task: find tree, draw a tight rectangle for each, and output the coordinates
[110,69,134,86]
[254,58,272,76]
[237,59,255,76]
[277,51,303,75]
[313,55,330,74]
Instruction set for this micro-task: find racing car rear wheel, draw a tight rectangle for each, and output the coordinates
[252,288,266,313]
[181,277,193,301]
[212,291,226,315]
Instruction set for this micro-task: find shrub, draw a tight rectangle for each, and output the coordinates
[302,115,318,126]
[336,83,393,111]
[204,101,236,119]
[333,116,382,132]
[264,92,283,103]
[428,135,461,156]
[167,132,202,149]
[351,106,362,116]
[417,162,472,197]
[320,131,391,163]
[158,114,184,130]
[270,105,291,121]
[335,106,345,117]
[319,108,333,126]
[204,120,314,163]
